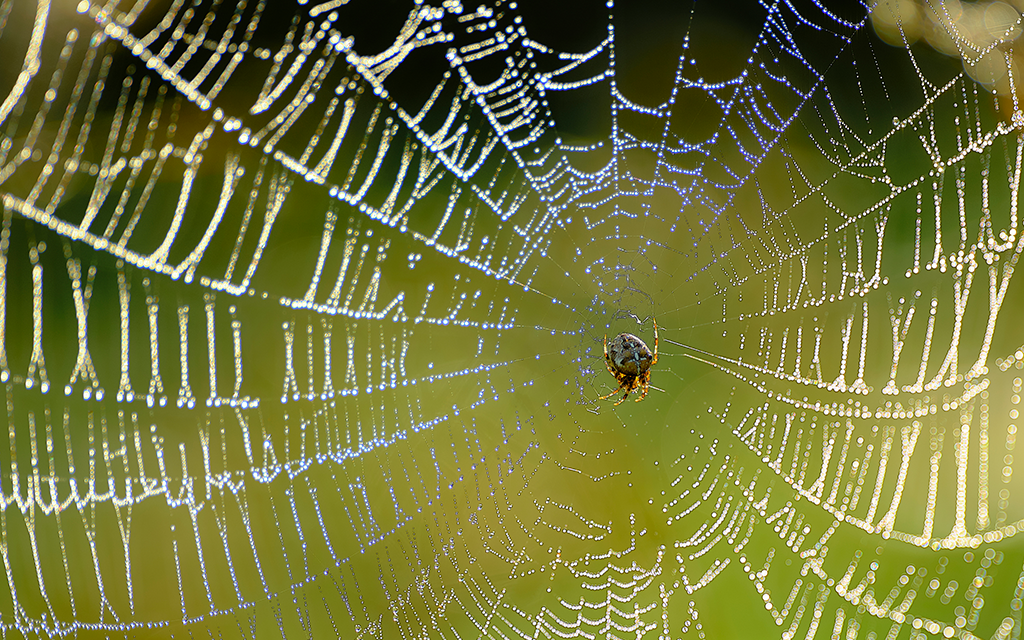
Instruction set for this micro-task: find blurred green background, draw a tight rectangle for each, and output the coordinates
[1,0,1023,638]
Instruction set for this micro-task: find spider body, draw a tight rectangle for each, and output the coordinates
[598,321,658,405]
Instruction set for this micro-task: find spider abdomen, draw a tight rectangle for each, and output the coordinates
[607,333,653,377]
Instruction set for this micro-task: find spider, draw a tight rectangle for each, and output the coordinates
[598,320,658,406]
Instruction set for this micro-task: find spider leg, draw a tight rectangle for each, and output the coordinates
[597,386,625,401]
[599,337,628,404]
[635,374,650,402]
[597,373,629,402]
[613,390,630,406]
[635,384,647,402]
[652,318,658,364]
[603,334,616,375]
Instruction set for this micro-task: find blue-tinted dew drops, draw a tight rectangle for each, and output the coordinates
[1,0,1024,637]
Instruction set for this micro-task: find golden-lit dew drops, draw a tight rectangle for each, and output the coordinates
[870,0,1024,96]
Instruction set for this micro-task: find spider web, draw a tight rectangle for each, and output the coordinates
[0,0,1022,637]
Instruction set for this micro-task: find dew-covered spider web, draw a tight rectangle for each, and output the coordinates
[3,0,1024,637]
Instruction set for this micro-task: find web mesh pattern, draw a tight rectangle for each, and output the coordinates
[0,0,1022,637]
